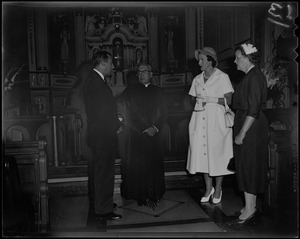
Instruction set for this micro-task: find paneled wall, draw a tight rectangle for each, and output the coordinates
[4,3,295,175]
[203,6,253,64]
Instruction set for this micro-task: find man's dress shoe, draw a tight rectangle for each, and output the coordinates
[96,212,122,221]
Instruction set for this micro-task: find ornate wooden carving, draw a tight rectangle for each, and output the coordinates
[85,8,148,89]
[264,108,297,229]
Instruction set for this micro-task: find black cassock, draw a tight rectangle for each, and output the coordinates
[118,83,168,202]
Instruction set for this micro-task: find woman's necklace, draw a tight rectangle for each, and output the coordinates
[203,68,216,79]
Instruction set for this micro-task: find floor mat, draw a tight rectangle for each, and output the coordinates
[50,196,89,230]
[107,190,211,230]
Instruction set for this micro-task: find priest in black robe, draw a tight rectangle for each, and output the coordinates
[118,63,168,209]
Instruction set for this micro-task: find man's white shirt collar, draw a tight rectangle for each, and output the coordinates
[93,68,105,81]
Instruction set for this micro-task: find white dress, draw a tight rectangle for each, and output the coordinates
[186,69,234,176]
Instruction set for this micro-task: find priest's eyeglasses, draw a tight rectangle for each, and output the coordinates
[137,70,150,74]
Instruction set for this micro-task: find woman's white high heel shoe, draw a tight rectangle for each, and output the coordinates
[212,190,222,204]
[200,187,215,203]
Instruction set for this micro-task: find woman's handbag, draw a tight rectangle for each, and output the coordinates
[224,97,235,128]
[227,158,235,172]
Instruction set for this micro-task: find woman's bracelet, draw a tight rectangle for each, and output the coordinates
[240,129,247,134]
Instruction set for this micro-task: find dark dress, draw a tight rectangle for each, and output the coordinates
[232,66,269,194]
[118,84,168,202]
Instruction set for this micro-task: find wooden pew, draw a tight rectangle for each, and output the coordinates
[4,139,49,232]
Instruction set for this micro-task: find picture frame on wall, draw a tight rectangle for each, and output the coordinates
[51,91,70,114]
[160,73,186,87]
[48,11,76,75]
[158,9,186,73]
[30,90,50,115]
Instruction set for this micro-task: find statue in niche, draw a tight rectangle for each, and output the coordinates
[60,25,70,61]
[166,30,175,60]
[136,15,147,36]
[136,49,143,66]
[111,7,120,16]
[60,23,70,74]
[97,17,106,33]
[127,17,135,31]
[85,13,97,36]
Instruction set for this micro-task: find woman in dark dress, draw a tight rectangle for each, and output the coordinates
[232,43,269,224]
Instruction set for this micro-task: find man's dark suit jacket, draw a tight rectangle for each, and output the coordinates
[84,70,120,149]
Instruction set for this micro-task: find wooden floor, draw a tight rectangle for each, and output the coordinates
[3,174,298,237]
[5,177,298,237]
[47,185,296,237]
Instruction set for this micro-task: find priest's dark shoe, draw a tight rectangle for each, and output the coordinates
[137,200,147,206]
[96,212,122,221]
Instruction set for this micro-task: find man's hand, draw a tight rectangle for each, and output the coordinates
[143,126,158,137]
[117,124,124,134]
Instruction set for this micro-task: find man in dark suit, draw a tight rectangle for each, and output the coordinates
[83,51,122,221]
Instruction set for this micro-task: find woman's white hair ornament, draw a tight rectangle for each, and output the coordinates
[241,43,258,55]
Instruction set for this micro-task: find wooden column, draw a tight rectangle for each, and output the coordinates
[195,7,203,50]
[35,10,49,72]
[148,11,159,74]
[75,11,86,66]
[185,7,197,63]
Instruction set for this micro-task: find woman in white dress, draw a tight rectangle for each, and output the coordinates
[186,47,234,204]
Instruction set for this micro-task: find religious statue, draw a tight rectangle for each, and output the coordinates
[85,13,97,36]
[127,17,135,31]
[136,15,147,36]
[98,18,105,30]
[136,49,143,66]
[166,30,175,60]
[60,27,70,61]
[60,24,70,74]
